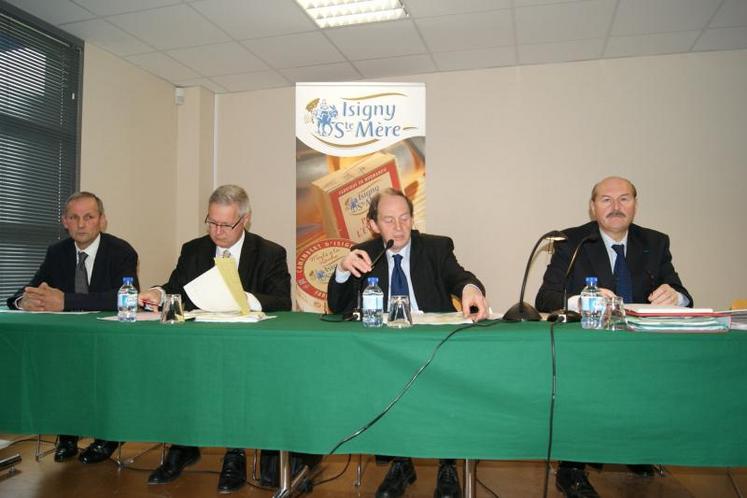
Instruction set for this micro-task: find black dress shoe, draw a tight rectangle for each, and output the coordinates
[54,435,79,462]
[79,439,120,464]
[555,467,600,498]
[218,450,246,493]
[627,464,656,477]
[375,458,417,498]
[434,461,461,498]
[148,445,200,485]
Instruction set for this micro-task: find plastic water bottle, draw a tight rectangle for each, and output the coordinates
[579,276,603,329]
[361,277,384,328]
[117,277,138,322]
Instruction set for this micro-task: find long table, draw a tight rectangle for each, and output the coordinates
[1,311,746,467]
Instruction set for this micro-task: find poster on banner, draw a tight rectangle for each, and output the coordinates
[295,82,426,312]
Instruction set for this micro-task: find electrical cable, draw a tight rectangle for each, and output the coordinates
[727,467,745,498]
[311,454,350,487]
[328,320,498,455]
[319,313,346,322]
[6,437,55,447]
[476,460,502,498]
[542,318,560,498]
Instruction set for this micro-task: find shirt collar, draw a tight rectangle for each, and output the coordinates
[599,228,628,252]
[76,233,101,260]
[216,231,245,260]
[386,239,411,262]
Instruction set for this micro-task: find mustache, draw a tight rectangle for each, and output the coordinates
[606,211,627,218]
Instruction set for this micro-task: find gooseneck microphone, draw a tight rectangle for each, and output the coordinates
[547,233,600,323]
[344,239,394,321]
[504,230,567,322]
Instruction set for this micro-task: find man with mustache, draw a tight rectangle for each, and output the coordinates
[535,176,692,498]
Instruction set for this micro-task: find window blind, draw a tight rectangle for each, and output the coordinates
[0,2,82,303]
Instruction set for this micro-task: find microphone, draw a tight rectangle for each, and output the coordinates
[504,230,566,321]
[344,239,394,321]
[547,233,600,322]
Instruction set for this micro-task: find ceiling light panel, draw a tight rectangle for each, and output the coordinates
[296,0,409,28]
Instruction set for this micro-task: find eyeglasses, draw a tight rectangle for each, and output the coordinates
[204,215,243,230]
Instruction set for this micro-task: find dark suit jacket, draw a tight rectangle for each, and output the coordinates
[327,230,485,314]
[535,221,692,312]
[162,231,291,312]
[7,233,139,311]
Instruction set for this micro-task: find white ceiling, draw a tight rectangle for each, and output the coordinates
[7,0,747,93]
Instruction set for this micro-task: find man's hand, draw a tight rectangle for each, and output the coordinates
[338,249,373,278]
[461,285,489,322]
[138,288,163,309]
[648,284,679,305]
[21,283,65,311]
[598,288,617,300]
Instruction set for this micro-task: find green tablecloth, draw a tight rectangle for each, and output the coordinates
[1,311,745,466]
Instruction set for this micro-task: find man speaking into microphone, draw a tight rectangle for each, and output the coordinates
[326,188,488,498]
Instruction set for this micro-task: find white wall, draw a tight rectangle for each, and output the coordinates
[215,50,747,310]
[80,44,178,288]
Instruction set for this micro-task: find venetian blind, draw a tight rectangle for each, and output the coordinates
[0,3,82,303]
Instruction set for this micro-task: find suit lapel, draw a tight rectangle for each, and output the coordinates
[199,236,217,274]
[89,234,107,288]
[585,226,614,288]
[238,231,256,289]
[63,239,77,289]
[625,225,646,277]
[408,231,427,305]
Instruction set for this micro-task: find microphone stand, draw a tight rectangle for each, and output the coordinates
[504,230,566,322]
[343,239,393,321]
[547,233,599,323]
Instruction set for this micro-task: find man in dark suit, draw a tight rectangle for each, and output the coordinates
[327,188,489,498]
[535,176,692,498]
[139,184,295,493]
[7,191,139,464]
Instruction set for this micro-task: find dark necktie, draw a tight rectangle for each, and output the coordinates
[612,244,633,303]
[75,252,89,294]
[391,254,410,297]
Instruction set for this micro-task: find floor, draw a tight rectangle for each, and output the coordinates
[1,435,745,498]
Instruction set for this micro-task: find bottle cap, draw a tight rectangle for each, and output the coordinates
[367,277,378,286]
[122,276,133,284]
[585,276,598,286]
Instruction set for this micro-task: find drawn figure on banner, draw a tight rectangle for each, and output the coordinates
[311,99,338,137]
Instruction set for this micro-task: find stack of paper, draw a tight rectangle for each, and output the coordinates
[723,309,747,331]
[184,310,271,323]
[625,315,730,333]
[624,304,715,316]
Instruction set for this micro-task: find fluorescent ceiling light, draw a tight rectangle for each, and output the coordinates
[296,0,409,29]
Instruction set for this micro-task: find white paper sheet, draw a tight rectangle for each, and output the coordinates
[184,266,249,312]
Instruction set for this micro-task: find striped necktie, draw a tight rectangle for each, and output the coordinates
[75,252,89,294]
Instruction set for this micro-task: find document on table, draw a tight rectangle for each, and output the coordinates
[184,310,272,323]
[411,311,474,325]
[99,312,161,321]
[0,309,98,314]
[184,258,257,314]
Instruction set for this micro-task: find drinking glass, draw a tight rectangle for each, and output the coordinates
[387,295,412,328]
[161,294,185,324]
[605,296,627,331]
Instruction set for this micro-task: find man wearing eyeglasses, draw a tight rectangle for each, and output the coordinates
[138,184,294,493]
[327,188,489,498]
[7,191,139,465]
